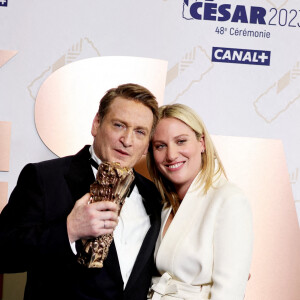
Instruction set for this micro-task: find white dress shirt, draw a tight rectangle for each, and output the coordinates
[71,146,150,288]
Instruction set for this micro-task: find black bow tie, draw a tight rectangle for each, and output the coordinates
[89,158,136,197]
[89,158,100,171]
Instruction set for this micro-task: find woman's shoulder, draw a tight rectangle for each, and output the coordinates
[209,176,250,208]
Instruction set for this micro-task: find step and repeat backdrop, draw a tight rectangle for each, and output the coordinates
[0,1,300,299]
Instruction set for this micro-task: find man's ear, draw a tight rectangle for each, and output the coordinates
[91,113,100,137]
[143,147,148,156]
[142,142,151,156]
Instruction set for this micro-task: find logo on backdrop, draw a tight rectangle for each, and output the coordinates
[0,0,7,7]
[183,0,267,24]
[212,47,271,66]
[183,0,300,31]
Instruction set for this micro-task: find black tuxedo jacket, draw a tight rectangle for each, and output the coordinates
[0,146,161,300]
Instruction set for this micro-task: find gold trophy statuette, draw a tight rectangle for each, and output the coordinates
[77,161,135,268]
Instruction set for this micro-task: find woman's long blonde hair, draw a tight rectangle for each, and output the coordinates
[147,104,226,213]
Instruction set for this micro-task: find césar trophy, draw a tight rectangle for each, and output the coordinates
[77,161,134,268]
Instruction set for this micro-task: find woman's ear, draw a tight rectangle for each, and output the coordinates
[200,135,206,153]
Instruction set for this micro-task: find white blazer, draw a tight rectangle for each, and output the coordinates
[151,173,253,300]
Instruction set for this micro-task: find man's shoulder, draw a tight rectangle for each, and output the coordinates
[23,145,90,175]
[35,155,72,166]
[28,154,73,173]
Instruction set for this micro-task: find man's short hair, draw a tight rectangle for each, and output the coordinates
[98,83,159,136]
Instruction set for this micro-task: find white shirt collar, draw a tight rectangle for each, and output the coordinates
[89,145,101,164]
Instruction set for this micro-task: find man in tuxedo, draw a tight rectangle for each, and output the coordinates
[0,83,162,300]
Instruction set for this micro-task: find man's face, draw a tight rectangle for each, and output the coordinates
[91,97,154,168]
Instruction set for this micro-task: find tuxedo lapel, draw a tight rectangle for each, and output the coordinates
[65,146,95,203]
[104,241,124,287]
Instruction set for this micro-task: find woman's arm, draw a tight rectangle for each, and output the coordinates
[210,189,253,300]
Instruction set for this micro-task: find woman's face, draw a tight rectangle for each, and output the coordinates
[152,117,205,197]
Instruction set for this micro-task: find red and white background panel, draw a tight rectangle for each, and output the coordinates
[0,1,299,299]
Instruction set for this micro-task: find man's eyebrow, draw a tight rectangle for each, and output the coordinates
[135,125,149,132]
[112,119,150,133]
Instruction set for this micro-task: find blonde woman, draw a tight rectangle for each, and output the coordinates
[147,104,253,300]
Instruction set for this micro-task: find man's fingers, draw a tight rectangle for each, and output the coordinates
[77,193,91,205]
[67,196,120,242]
[97,210,119,221]
[102,220,117,229]
[91,201,120,213]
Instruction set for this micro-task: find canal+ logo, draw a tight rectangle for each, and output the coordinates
[183,0,267,24]
[212,47,271,66]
